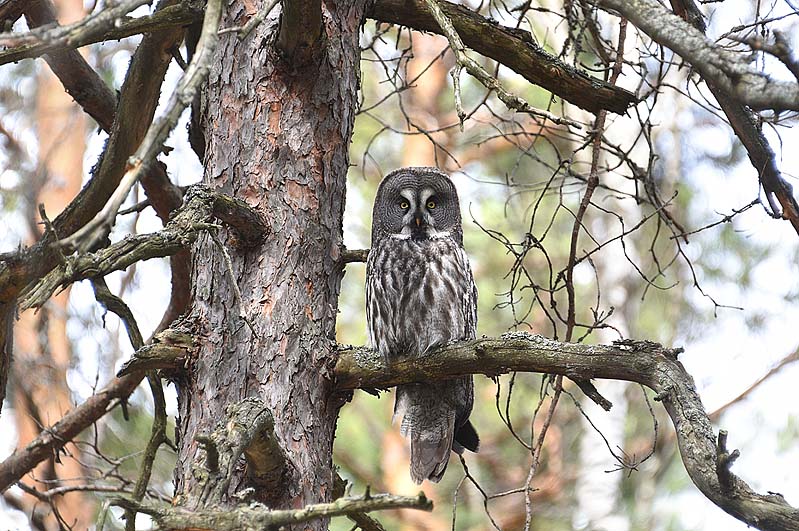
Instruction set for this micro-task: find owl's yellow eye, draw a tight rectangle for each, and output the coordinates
[400,201,410,209]
[427,200,436,209]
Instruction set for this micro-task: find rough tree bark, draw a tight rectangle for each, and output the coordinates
[172,1,368,523]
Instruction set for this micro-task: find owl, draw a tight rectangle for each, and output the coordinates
[366,167,479,484]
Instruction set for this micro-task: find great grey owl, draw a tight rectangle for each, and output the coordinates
[366,167,479,484]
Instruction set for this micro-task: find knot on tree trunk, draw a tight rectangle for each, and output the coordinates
[193,397,294,508]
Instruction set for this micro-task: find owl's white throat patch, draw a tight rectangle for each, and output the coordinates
[390,228,450,240]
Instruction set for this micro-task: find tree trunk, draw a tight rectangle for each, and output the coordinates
[173,1,367,523]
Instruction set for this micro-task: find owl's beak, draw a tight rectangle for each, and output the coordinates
[415,216,421,227]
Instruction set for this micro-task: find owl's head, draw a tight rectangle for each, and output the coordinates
[371,167,464,244]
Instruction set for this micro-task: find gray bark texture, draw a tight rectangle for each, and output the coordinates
[173,1,367,523]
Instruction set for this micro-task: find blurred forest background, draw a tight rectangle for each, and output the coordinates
[1,0,798,530]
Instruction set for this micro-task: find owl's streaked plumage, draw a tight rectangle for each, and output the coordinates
[366,167,479,484]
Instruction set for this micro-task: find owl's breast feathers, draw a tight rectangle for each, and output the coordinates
[366,234,477,362]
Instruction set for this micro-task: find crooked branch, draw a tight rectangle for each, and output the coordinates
[194,397,293,506]
[421,0,581,129]
[0,0,150,50]
[58,0,223,253]
[664,0,799,236]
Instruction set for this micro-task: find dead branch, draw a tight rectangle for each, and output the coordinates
[116,336,193,376]
[664,0,799,236]
[0,0,152,62]
[90,276,168,531]
[23,0,118,130]
[0,0,189,303]
[341,248,369,264]
[335,335,799,531]
[0,0,202,65]
[0,326,194,493]
[193,397,293,507]
[15,0,193,339]
[421,0,581,129]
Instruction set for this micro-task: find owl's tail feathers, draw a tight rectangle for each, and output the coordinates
[396,387,456,484]
[453,420,480,454]
[407,421,454,484]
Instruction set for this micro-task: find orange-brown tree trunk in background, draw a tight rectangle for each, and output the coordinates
[12,0,91,528]
[401,34,449,169]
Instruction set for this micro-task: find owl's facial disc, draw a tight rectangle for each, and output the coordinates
[396,187,441,240]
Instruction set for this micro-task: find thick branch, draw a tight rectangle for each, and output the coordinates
[0,0,202,65]
[368,0,636,115]
[335,334,799,531]
[116,336,193,376]
[0,3,200,64]
[22,0,117,129]
[421,0,581,128]
[598,0,799,111]
[0,0,188,302]
[0,0,152,62]
[59,0,222,253]
[0,0,25,27]
[341,248,369,264]
[110,491,431,530]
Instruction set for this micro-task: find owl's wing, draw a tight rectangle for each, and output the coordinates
[456,247,478,341]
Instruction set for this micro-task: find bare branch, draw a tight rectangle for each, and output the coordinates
[0,326,194,493]
[0,2,202,65]
[421,0,582,129]
[0,373,144,492]
[19,186,266,311]
[598,0,799,111]
[116,335,193,376]
[194,398,293,506]
[737,31,799,82]
[0,0,152,62]
[0,0,190,305]
[664,0,799,237]
[341,248,369,264]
